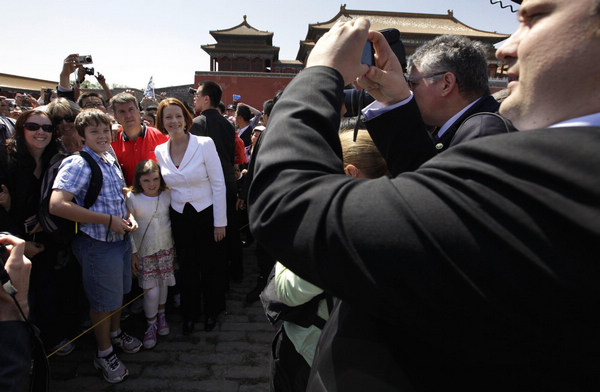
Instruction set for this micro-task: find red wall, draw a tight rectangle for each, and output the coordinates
[194,72,294,109]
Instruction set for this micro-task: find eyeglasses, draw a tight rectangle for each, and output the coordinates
[24,122,54,133]
[82,102,105,109]
[406,71,447,89]
[52,115,76,123]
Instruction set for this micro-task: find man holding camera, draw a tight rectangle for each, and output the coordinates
[249,1,600,390]
[0,234,34,392]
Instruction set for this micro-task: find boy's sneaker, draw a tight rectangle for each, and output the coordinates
[143,323,158,349]
[94,351,128,383]
[111,331,142,354]
[157,312,170,336]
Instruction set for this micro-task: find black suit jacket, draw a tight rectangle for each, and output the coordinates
[0,321,32,392]
[432,94,503,152]
[190,109,236,193]
[249,66,600,391]
[238,123,253,147]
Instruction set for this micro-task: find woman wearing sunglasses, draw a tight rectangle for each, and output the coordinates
[47,98,82,153]
[0,110,74,356]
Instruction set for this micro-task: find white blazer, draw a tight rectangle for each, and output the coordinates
[155,134,227,227]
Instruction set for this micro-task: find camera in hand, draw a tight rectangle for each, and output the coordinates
[77,55,93,64]
[344,28,407,118]
[83,67,95,76]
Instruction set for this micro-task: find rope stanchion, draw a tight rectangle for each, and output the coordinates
[46,287,152,359]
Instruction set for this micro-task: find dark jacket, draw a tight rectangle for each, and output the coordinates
[249,66,600,391]
[190,109,236,193]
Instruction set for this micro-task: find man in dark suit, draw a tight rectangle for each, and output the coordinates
[249,1,600,390]
[365,35,513,158]
[191,81,243,285]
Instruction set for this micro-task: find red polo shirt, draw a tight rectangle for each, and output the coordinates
[111,125,169,185]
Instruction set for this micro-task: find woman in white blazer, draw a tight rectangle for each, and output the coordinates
[154,98,227,334]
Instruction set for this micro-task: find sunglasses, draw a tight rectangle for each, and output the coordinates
[24,122,54,133]
[53,115,76,123]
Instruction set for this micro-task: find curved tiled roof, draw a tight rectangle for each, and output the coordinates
[308,6,510,39]
[210,15,273,37]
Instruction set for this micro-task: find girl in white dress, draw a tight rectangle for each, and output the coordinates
[126,159,176,349]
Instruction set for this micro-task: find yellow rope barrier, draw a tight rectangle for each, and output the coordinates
[46,287,152,359]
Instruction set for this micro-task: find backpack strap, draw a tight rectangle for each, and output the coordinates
[78,151,103,209]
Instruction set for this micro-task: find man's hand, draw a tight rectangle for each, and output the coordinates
[95,72,107,86]
[60,54,84,90]
[0,234,31,320]
[306,18,371,85]
[236,198,246,211]
[355,30,411,106]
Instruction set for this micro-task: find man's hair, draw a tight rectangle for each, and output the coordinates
[408,35,490,98]
[197,81,222,107]
[47,97,81,119]
[110,92,139,111]
[236,105,252,122]
[74,109,112,138]
[263,99,275,117]
[217,101,226,114]
[77,92,106,108]
[155,98,194,134]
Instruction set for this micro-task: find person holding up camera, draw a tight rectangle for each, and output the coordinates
[0,233,33,392]
[249,1,600,390]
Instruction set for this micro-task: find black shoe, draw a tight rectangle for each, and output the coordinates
[204,316,216,332]
[182,320,195,336]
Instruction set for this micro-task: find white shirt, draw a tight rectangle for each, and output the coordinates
[155,134,227,227]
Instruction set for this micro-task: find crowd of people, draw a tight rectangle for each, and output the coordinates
[2,0,600,390]
[0,53,272,387]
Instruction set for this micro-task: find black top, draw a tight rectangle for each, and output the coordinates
[249,66,600,391]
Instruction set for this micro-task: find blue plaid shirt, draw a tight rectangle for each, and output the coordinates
[53,146,128,242]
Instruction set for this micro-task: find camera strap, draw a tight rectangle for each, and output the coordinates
[353,90,366,142]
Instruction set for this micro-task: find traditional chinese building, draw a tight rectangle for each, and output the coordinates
[194,16,301,110]
[297,5,510,80]
[195,6,513,108]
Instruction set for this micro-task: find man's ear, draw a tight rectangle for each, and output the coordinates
[344,164,361,178]
[440,72,457,97]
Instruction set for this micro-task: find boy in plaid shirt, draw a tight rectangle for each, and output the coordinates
[50,109,142,383]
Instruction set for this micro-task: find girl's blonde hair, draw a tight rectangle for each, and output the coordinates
[339,129,390,179]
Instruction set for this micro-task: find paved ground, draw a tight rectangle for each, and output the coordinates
[49,242,273,392]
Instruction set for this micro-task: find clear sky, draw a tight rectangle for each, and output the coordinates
[3,0,520,89]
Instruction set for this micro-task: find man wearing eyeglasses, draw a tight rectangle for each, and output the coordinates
[364,35,513,160]
[78,92,108,114]
[249,0,600,390]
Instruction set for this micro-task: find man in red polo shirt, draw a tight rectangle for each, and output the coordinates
[110,92,168,185]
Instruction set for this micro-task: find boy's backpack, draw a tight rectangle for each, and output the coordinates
[38,151,103,246]
[260,265,332,329]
